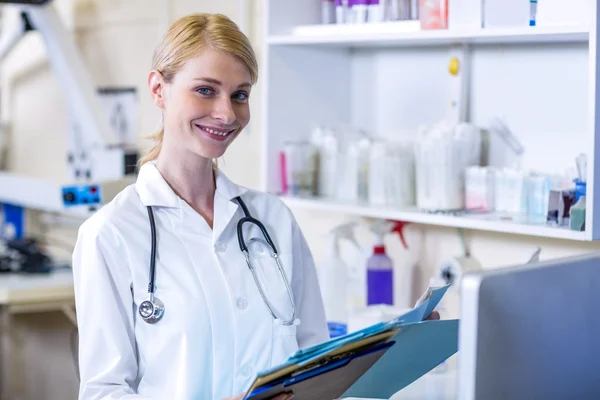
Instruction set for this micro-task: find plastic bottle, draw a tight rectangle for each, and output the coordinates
[366,220,395,305]
[318,222,360,338]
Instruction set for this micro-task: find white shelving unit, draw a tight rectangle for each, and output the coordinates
[261,1,600,241]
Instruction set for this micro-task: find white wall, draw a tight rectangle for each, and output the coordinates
[2,0,600,398]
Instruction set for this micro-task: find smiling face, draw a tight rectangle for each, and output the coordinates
[148,48,252,160]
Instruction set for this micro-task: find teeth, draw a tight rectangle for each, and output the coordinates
[201,126,230,136]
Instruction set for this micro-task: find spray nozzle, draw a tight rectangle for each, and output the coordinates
[332,222,360,247]
[328,222,360,256]
[391,220,410,250]
[367,219,410,250]
[369,219,394,246]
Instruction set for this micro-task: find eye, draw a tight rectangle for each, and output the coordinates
[197,87,214,96]
[233,91,249,102]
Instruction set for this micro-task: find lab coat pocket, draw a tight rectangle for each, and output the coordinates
[271,321,299,365]
[248,248,295,322]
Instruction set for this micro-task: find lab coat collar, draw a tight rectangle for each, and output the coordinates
[136,162,248,208]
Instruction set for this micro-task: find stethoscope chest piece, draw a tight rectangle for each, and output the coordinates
[139,294,165,324]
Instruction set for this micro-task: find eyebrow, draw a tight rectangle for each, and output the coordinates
[194,77,251,89]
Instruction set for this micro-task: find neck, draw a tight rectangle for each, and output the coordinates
[155,138,216,228]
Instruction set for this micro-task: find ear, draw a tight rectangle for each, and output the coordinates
[148,70,166,109]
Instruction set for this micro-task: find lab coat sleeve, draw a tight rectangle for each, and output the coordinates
[291,219,330,349]
[72,222,150,399]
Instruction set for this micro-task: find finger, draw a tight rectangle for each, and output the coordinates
[426,310,440,320]
[272,393,294,400]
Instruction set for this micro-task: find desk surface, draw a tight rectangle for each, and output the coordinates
[0,269,74,305]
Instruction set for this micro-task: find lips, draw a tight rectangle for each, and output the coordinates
[195,124,236,141]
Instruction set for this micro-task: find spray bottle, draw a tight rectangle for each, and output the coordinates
[366,220,395,305]
[318,221,360,338]
[365,219,412,307]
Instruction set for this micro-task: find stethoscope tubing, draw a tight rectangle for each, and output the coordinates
[141,196,297,326]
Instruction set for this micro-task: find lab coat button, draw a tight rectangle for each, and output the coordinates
[237,297,248,310]
[215,242,227,252]
[241,364,252,377]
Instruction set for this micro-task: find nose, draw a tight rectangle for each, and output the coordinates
[212,97,236,125]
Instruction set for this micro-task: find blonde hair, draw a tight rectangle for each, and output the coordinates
[139,13,258,165]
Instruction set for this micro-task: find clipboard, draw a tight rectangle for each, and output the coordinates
[244,284,457,400]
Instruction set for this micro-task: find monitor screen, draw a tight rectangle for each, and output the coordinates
[458,254,600,400]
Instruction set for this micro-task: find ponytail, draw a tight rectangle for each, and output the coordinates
[138,127,164,166]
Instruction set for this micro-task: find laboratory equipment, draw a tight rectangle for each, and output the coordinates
[318,222,361,338]
[351,0,369,23]
[458,252,600,400]
[493,168,526,216]
[0,0,135,213]
[368,139,415,208]
[546,188,575,226]
[140,196,297,326]
[321,0,336,24]
[419,0,448,29]
[336,127,371,203]
[569,195,586,231]
[367,0,385,22]
[415,121,481,211]
[281,141,318,197]
[525,174,552,224]
[335,0,350,24]
[465,166,495,212]
[0,0,131,180]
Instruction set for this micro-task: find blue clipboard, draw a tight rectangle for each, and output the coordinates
[243,284,457,400]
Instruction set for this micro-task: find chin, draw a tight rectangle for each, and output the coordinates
[190,141,230,160]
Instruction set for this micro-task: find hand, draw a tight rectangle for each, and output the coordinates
[270,393,294,400]
[425,310,440,320]
[224,394,244,400]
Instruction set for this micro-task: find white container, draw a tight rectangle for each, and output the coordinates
[535,0,592,27]
[335,128,371,203]
[483,0,531,28]
[368,140,415,208]
[282,141,318,197]
[367,0,386,23]
[321,0,336,24]
[449,0,483,29]
[465,166,495,211]
[335,0,351,24]
[415,122,481,211]
[494,168,526,215]
[351,0,369,23]
[318,222,361,337]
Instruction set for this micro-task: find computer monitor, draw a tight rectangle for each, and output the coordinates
[457,252,600,400]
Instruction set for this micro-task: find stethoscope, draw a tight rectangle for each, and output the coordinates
[138,196,298,326]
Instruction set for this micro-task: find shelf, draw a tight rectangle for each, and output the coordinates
[268,22,590,48]
[280,196,589,241]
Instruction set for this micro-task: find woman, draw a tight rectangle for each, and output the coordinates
[73,13,325,400]
[73,12,438,400]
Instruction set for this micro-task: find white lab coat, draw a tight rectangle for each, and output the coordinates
[72,162,329,400]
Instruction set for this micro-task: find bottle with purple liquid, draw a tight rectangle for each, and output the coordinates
[366,244,394,305]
